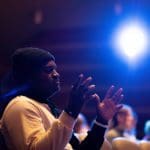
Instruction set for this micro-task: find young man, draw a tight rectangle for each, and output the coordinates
[0,47,123,150]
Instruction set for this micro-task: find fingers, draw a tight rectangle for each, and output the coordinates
[73,74,93,90]
[73,75,124,108]
[112,88,123,104]
[80,80,94,95]
[91,94,101,114]
[76,75,95,95]
[84,84,96,94]
[97,99,116,121]
[91,93,101,103]
[88,84,96,90]
[117,94,124,104]
[81,76,92,87]
[104,86,123,105]
[82,85,96,101]
[97,100,123,121]
[97,86,124,121]
[72,74,84,89]
[116,104,123,112]
[105,85,115,99]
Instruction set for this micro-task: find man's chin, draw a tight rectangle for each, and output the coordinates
[55,84,61,92]
[57,85,61,92]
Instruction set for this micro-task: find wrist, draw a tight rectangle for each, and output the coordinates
[94,120,108,128]
[64,108,79,119]
[96,115,108,125]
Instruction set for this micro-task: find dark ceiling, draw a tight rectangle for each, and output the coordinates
[0,0,150,49]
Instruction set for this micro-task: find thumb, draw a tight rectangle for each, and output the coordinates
[91,93,101,106]
[116,104,123,112]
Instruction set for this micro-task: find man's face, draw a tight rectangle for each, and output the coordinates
[33,60,60,97]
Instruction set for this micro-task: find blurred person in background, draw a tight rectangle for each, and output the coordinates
[105,104,138,143]
[74,113,112,150]
[143,120,150,141]
[74,113,90,141]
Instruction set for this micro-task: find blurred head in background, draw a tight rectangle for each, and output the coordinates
[105,104,138,143]
[143,120,150,141]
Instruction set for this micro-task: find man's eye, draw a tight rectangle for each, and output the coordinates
[44,67,54,73]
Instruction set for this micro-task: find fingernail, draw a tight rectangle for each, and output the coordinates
[88,76,92,80]
[119,88,123,91]
[92,93,97,98]
[79,74,83,77]
[91,85,96,88]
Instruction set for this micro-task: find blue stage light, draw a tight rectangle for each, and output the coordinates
[113,20,148,65]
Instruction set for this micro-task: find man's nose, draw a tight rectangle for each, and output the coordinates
[52,70,60,78]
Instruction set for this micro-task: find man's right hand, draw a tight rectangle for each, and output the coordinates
[94,86,123,124]
[65,74,95,118]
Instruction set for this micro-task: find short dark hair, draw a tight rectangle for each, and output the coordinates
[12,47,55,82]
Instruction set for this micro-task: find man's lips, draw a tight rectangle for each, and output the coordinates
[54,79,60,85]
[56,81,60,84]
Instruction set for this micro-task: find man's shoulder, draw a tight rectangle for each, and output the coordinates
[2,96,41,117]
[7,96,38,108]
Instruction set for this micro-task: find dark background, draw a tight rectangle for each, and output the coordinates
[0,0,150,139]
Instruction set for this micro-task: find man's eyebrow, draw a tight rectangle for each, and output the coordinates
[45,65,57,69]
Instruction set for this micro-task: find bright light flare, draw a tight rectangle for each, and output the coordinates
[113,20,148,65]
